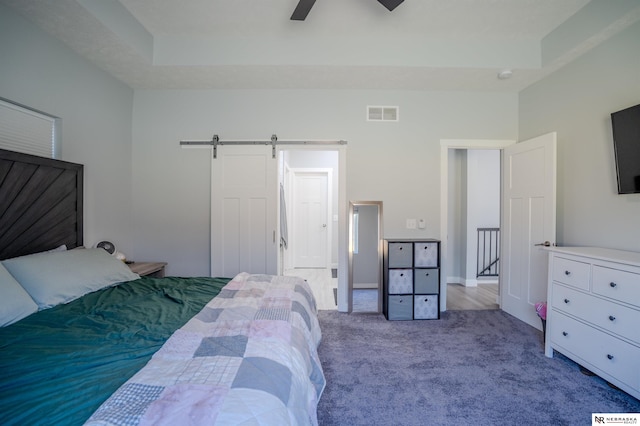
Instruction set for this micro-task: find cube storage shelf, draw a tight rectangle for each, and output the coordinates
[383,239,441,320]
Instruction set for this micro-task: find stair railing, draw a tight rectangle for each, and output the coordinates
[477,228,499,277]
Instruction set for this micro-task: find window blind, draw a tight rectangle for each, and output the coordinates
[0,98,59,159]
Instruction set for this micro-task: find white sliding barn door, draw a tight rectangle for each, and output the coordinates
[501,132,556,328]
[211,145,277,277]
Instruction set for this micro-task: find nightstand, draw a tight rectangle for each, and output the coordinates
[128,262,167,278]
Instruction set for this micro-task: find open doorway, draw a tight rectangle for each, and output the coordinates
[446,149,500,310]
[279,149,341,311]
[439,139,515,312]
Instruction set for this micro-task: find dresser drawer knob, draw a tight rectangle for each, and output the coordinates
[564,298,570,304]
[562,331,568,336]
[607,354,614,360]
[564,270,571,276]
[424,298,429,302]
[609,282,617,288]
[609,315,616,322]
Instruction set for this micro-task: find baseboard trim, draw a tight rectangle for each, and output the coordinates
[477,278,499,285]
[354,282,378,289]
[447,276,499,287]
[447,276,477,287]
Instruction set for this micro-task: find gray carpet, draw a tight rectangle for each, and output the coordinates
[316,310,640,425]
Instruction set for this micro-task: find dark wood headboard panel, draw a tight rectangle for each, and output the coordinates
[0,149,83,260]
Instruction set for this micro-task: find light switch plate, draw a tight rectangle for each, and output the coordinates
[406,219,416,229]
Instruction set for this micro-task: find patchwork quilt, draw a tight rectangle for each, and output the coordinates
[85,273,325,426]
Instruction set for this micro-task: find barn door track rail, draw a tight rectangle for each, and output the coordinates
[180,134,347,158]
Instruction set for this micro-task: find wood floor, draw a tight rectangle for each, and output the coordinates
[446,282,499,310]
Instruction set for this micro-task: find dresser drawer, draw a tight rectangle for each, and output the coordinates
[414,295,438,319]
[388,243,413,268]
[551,284,596,318]
[552,257,590,290]
[593,265,640,308]
[388,269,413,294]
[414,269,439,294]
[414,242,438,267]
[388,295,413,320]
[551,312,640,391]
[552,284,640,344]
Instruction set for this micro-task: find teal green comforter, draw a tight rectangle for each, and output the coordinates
[0,276,229,426]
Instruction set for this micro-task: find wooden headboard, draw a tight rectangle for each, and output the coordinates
[0,149,83,260]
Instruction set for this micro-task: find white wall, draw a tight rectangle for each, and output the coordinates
[0,4,135,255]
[132,90,518,276]
[519,20,640,252]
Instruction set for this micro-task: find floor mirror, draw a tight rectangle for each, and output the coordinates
[348,201,383,313]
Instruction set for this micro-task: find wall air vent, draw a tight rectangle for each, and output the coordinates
[367,106,399,122]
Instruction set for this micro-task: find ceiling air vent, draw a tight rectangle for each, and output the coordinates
[367,106,399,122]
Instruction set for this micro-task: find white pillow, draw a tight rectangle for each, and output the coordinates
[0,263,38,326]
[2,248,140,309]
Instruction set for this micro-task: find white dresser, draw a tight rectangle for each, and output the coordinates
[545,246,640,400]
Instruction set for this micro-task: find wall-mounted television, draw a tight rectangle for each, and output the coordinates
[611,103,640,194]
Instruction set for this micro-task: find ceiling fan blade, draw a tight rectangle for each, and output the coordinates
[377,0,404,12]
[291,0,316,21]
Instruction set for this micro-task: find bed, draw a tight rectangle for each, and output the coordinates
[0,148,325,425]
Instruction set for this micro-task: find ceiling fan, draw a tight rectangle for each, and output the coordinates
[291,0,405,21]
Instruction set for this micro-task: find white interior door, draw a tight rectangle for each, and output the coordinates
[501,132,557,328]
[292,170,329,268]
[211,145,277,277]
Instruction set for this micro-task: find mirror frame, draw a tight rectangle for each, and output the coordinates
[348,201,383,313]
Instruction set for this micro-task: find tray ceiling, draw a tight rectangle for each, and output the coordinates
[2,0,640,91]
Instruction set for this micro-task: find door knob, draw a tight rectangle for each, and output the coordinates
[534,241,552,247]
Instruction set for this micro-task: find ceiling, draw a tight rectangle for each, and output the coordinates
[3,0,640,91]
